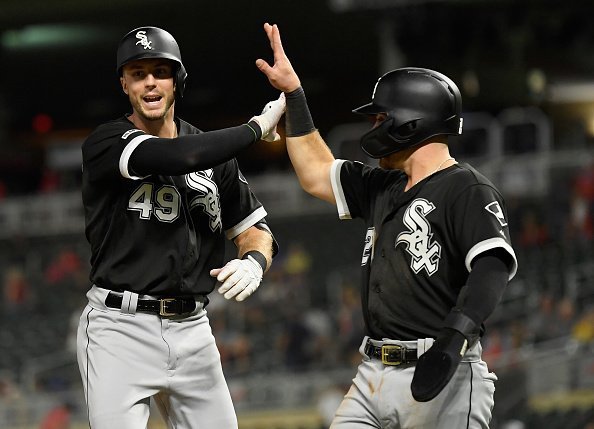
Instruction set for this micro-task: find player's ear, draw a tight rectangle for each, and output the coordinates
[120,76,128,95]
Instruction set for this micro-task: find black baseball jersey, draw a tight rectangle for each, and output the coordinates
[330,159,517,340]
[82,116,271,296]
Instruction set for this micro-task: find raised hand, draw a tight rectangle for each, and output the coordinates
[256,23,301,93]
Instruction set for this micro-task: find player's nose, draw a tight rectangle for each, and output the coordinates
[144,73,157,87]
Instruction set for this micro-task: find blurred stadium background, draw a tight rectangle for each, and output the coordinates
[1,0,594,428]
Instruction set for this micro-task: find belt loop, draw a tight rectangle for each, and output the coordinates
[120,291,139,315]
[417,338,435,358]
[359,336,371,361]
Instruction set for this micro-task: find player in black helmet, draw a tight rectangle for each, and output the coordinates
[76,26,284,428]
[257,23,517,428]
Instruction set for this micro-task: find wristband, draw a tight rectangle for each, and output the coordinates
[242,250,267,271]
[285,87,316,137]
[443,309,481,348]
[246,121,263,142]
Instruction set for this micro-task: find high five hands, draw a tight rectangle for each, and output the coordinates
[256,23,301,94]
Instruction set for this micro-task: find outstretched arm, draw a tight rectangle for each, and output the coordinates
[127,93,285,178]
[256,23,336,204]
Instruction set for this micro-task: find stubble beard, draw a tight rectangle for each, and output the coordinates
[131,94,175,122]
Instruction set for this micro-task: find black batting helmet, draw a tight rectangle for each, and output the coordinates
[353,67,463,158]
[116,26,188,99]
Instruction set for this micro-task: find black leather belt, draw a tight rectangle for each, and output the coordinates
[105,292,207,316]
[364,339,418,366]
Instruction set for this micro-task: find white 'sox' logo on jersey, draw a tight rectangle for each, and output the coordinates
[135,31,153,50]
[186,170,222,232]
[396,198,441,276]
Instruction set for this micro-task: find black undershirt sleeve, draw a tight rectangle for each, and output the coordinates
[459,248,511,326]
[129,121,262,177]
[411,249,511,403]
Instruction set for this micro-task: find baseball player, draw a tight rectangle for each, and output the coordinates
[257,23,517,428]
[77,26,284,428]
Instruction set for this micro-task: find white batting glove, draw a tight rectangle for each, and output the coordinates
[251,92,286,142]
[209,256,263,301]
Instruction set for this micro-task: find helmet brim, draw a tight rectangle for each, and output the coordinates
[118,53,182,74]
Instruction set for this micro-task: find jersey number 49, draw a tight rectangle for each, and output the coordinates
[128,182,180,223]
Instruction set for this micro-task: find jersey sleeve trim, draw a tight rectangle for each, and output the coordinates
[331,159,351,220]
[119,134,156,180]
[465,237,518,280]
[225,206,268,240]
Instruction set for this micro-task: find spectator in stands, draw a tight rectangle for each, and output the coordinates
[282,241,313,304]
[283,242,312,276]
[568,189,593,242]
[482,328,504,369]
[529,293,576,344]
[0,373,20,399]
[39,402,73,429]
[38,168,61,194]
[571,304,594,344]
[337,285,365,366]
[43,248,83,286]
[2,265,31,316]
[518,209,549,249]
[573,162,594,203]
[556,296,576,334]
[277,307,312,371]
[567,162,594,250]
[303,307,336,367]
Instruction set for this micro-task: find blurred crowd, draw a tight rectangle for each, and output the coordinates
[0,151,593,429]
[2,161,594,366]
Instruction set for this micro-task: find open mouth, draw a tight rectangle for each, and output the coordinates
[143,95,162,104]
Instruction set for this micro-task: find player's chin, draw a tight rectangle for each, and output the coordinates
[136,98,173,121]
[140,107,168,121]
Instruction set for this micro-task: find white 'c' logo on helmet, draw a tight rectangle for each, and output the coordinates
[135,31,153,50]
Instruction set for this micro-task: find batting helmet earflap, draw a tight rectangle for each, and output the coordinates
[116,26,188,99]
[353,67,463,158]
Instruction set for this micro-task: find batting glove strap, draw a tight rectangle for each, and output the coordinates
[215,256,263,302]
[251,92,286,142]
[242,250,267,271]
[443,309,481,348]
[246,121,263,142]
